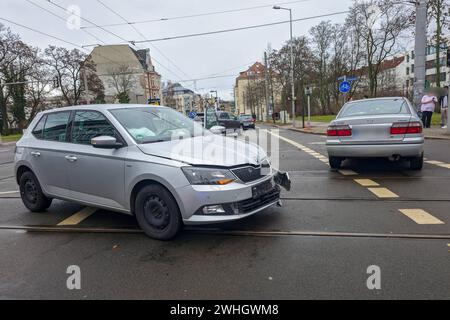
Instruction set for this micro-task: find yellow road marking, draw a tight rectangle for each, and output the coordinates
[0,191,19,195]
[368,187,399,198]
[354,179,380,187]
[57,207,97,226]
[437,163,450,169]
[399,209,444,225]
[338,170,358,176]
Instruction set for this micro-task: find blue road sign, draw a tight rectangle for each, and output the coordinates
[189,111,197,119]
[339,81,351,93]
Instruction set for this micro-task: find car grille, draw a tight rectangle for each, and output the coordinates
[232,160,270,183]
[237,186,280,214]
[232,166,262,183]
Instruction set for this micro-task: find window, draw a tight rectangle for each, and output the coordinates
[111,107,208,143]
[411,64,414,73]
[71,111,117,145]
[32,115,47,139]
[340,99,410,118]
[406,55,409,63]
[406,67,410,75]
[43,112,71,142]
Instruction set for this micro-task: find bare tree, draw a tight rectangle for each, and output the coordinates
[428,0,450,87]
[44,46,97,106]
[310,21,332,114]
[107,65,136,103]
[347,0,412,97]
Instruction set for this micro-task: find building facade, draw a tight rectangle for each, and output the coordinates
[88,45,161,104]
[234,62,282,121]
[162,82,201,114]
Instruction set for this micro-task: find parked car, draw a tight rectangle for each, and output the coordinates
[15,105,290,240]
[239,114,256,130]
[216,111,241,134]
[326,97,424,170]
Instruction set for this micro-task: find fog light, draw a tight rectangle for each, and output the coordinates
[202,205,225,215]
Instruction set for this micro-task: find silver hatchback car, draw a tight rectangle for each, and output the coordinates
[15,105,290,240]
[326,97,424,170]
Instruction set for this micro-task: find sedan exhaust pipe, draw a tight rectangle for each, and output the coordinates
[388,155,401,162]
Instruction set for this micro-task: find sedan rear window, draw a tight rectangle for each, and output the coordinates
[339,99,410,118]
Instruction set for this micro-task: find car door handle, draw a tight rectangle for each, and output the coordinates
[65,155,78,162]
[30,151,41,157]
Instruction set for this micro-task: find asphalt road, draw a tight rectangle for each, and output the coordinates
[0,128,450,299]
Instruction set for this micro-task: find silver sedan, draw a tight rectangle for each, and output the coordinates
[326,97,424,170]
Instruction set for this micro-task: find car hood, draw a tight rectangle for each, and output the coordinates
[137,134,267,166]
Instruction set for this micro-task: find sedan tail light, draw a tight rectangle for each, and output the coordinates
[327,125,352,137]
[390,121,422,135]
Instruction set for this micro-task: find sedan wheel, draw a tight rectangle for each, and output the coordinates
[410,154,424,171]
[19,171,52,212]
[135,184,182,240]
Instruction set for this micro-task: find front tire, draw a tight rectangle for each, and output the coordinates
[135,184,182,240]
[19,171,52,212]
[410,154,423,170]
[329,156,343,169]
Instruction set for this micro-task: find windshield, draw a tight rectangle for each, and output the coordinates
[339,99,410,118]
[110,107,208,144]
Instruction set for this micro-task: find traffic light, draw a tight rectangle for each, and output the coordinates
[52,76,60,88]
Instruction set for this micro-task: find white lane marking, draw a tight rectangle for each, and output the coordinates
[399,209,444,225]
[367,187,399,198]
[309,142,325,145]
[354,179,380,187]
[0,190,19,195]
[0,149,12,153]
[425,160,450,170]
[437,164,450,169]
[57,207,97,226]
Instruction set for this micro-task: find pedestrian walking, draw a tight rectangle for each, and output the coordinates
[441,86,448,129]
[420,89,438,128]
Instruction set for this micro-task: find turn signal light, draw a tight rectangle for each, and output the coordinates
[327,125,352,136]
[390,122,422,135]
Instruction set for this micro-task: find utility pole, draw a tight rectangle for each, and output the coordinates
[413,0,427,110]
[264,51,271,122]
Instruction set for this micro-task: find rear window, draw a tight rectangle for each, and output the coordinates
[240,115,252,120]
[339,99,410,118]
[43,111,71,142]
[32,115,47,139]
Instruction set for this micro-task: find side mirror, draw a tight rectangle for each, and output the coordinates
[210,125,225,135]
[91,136,122,149]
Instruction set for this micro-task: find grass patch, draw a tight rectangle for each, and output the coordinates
[0,133,22,142]
[295,114,336,122]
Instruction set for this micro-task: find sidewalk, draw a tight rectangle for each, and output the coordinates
[264,121,450,140]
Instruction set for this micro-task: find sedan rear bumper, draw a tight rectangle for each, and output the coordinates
[326,143,423,158]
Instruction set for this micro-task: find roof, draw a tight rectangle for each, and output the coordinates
[355,56,405,76]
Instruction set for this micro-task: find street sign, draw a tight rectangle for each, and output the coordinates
[305,86,312,96]
[188,111,197,119]
[339,81,351,93]
[148,98,161,105]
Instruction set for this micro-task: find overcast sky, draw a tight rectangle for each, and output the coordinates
[2,0,356,100]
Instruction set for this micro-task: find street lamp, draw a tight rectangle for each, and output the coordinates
[273,5,297,128]
[210,90,219,110]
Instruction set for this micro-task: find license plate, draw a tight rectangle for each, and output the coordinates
[252,180,274,199]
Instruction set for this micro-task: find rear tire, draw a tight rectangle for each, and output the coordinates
[410,154,423,170]
[329,156,343,169]
[19,171,52,212]
[135,184,182,240]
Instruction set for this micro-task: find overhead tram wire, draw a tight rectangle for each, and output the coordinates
[81,0,312,29]
[45,0,191,85]
[97,0,192,80]
[83,10,350,46]
[95,0,194,90]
